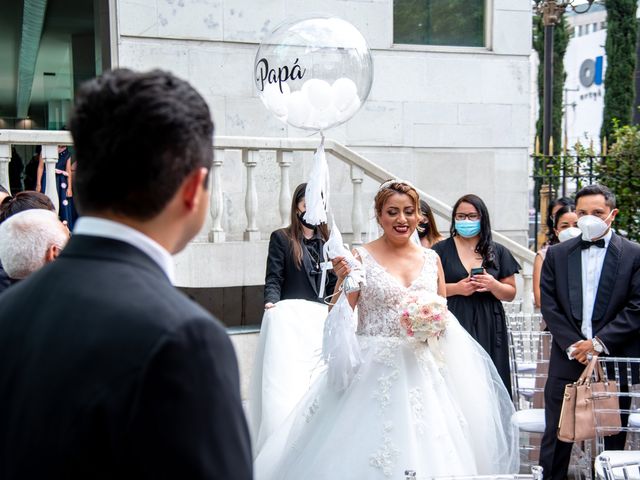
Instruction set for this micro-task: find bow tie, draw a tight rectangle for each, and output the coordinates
[580,238,605,249]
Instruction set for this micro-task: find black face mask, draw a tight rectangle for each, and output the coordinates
[417,222,429,239]
[298,212,317,230]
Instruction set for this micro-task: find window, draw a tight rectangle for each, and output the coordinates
[578,25,583,36]
[601,21,607,30]
[584,24,590,34]
[0,0,110,129]
[393,0,485,47]
[592,22,598,32]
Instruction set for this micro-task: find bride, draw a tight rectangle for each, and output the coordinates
[254,180,519,479]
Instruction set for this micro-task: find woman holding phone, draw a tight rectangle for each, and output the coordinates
[432,194,520,392]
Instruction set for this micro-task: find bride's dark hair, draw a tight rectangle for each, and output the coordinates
[374,180,422,222]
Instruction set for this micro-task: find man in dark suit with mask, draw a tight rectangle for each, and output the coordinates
[539,184,640,480]
[0,69,252,479]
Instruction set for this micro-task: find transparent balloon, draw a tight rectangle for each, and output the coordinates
[254,15,373,131]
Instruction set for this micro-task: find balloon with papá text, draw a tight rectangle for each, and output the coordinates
[254,15,373,131]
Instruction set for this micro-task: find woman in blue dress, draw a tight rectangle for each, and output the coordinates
[36,146,74,228]
[54,146,75,230]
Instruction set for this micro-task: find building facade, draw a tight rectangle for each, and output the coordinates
[2,1,535,325]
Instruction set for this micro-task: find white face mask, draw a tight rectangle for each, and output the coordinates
[558,227,582,243]
[577,211,613,241]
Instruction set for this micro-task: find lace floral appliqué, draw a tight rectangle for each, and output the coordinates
[370,421,400,477]
[303,398,320,423]
[409,387,426,435]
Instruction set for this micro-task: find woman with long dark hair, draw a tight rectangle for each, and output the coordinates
[532,204,579,308]
[432,194,520,392]
[264,183,336,307]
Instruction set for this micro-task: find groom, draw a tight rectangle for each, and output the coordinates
[0,69,252,478]
[539,184,640,480]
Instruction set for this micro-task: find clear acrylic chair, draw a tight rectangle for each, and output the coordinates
[596,455,640,480]
[508,330,551,471]
[506,312,545,333]
[403,465,543,480]
[592,357,640,480]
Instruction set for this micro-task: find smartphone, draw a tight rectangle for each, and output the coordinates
[470,267,484,276]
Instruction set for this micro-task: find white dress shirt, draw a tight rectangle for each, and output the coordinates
[73,217,175,284]
[581,229,612,338]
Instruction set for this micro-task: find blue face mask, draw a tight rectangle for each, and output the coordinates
[455,220,481,238]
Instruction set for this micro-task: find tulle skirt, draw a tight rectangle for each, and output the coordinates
[248,300,328,454]
[253,312,519,479]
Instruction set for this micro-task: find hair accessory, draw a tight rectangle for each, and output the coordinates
[378,178,417,192]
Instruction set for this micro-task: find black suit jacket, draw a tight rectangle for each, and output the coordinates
[541,233,640,381]
[264,229,336,305]
[0,235,253,480]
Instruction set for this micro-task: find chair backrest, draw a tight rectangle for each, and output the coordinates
[598,455,640,480]
[508,330,552,410]
[506,312,544,332]
[403,466,543,480]
[593,357,640,451]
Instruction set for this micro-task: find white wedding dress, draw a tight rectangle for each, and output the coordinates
[254,247,519,479]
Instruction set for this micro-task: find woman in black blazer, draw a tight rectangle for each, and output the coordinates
[264,183,336,308]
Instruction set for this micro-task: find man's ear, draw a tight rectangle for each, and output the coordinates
[182,168,208,211]
[45,245,61,263]
[611,208,619,220]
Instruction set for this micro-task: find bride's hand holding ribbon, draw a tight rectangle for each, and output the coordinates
[331,256,350,280]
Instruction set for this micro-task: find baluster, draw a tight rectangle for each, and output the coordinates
[208,151,225,243]
[0,144,10,194]
[277,150,293,228]
[350,165,364,246]
[42,144,60,213]
[243,149,260,241]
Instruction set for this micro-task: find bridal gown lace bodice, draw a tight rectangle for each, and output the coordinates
[356,247,439,337]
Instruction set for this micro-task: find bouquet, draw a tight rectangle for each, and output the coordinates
[399,292,448,342]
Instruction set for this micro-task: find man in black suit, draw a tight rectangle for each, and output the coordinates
[0,69,253,479]
[539,184,640,480]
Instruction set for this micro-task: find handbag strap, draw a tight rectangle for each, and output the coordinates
[577,355,600,385]
[592,356,610,383]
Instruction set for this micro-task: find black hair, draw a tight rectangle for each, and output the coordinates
[549,204,577,245]
[546,196,574,245]
[575,184,616,210]
[0,191,56,224]
[69,68,214,220]
[450,194,496,269]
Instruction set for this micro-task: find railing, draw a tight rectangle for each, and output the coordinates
[0,129,536,310]
[530,151,640,250]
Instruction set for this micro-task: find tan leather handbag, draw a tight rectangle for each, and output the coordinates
[557,355,621,443]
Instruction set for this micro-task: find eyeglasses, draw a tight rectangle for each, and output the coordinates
[454,213,481,221]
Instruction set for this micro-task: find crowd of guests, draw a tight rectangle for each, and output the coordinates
[262,182,640,480]
[0,67,637,480]
[5,144,78,230]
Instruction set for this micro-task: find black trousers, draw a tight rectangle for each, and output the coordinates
[540,376,629,480]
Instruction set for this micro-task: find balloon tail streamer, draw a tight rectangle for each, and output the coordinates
[322,291,362,391]
[321,220,366,391]
[304,132,329,226]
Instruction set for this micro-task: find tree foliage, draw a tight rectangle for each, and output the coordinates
[601,0,637,141]
[597,121,640,241]
[534,14,569,154]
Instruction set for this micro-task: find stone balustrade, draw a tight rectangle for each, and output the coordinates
[0,129,536,312]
